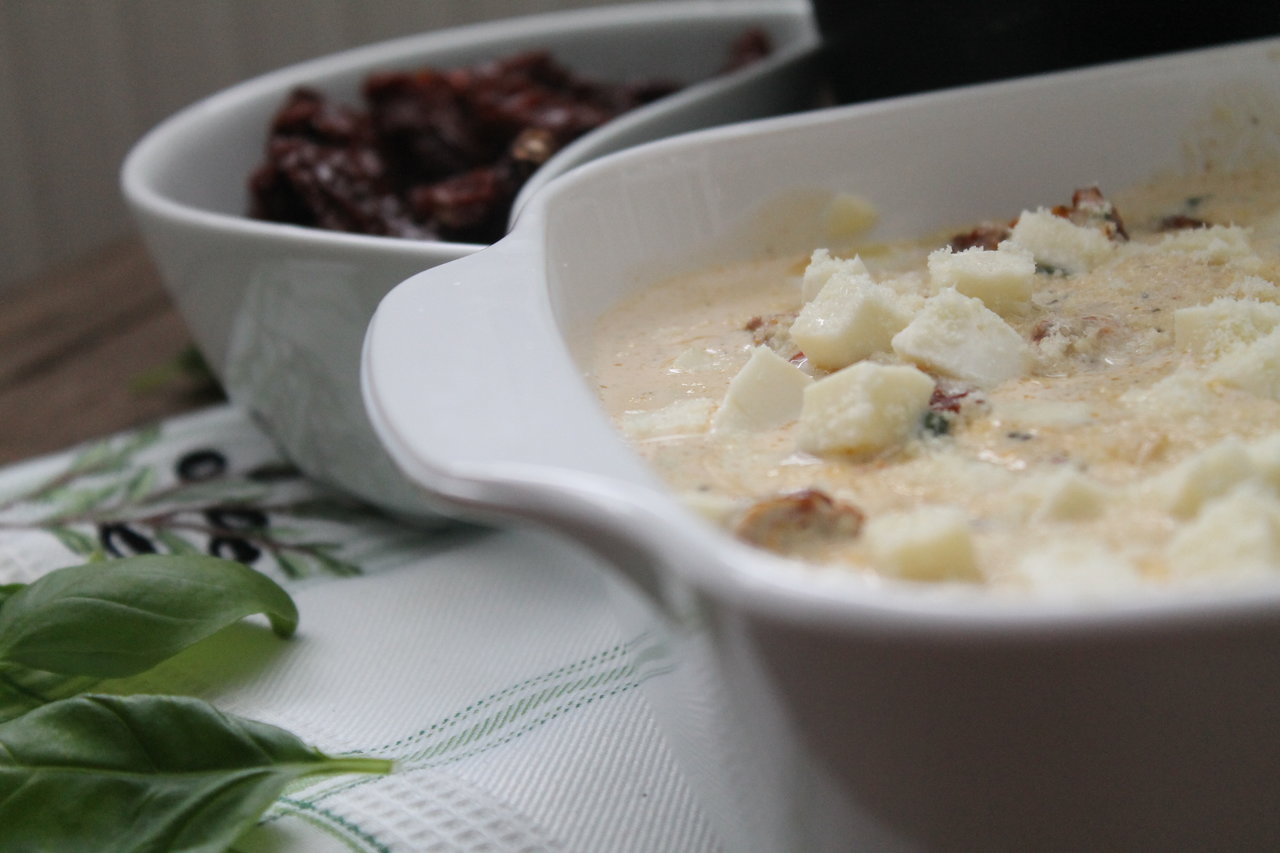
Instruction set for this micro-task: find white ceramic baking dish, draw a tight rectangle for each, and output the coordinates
[121,1,818,518]
[364,39,1280,852]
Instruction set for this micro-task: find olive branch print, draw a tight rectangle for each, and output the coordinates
[0,425,379,580]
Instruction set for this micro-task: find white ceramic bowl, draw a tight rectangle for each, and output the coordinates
[121,0,818,518]
[365,39,1280,852]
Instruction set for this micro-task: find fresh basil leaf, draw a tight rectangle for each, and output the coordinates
[0,667,99,720]
[0,555,298,678]
[0,671,52,718]
[0,694,392,853]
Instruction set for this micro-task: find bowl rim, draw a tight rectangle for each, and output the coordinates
[119,0,816,259]
[364,34,1280,634]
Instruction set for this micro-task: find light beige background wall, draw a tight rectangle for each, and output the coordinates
[0,0,718,290]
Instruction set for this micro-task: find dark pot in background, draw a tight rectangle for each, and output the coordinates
[811,1,1279,103]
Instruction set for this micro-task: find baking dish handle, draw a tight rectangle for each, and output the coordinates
[362,235,725,607]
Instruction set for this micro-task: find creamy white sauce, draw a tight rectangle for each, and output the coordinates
[589,166,1280,594]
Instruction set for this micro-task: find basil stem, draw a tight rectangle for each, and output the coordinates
[0,694,392,853]
[0,554,298,678]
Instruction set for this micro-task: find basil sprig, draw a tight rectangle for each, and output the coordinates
[0,555,390,851]
[0,694,391,852]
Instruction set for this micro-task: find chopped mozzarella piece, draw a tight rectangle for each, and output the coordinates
[1032,468,1110,522]
[1208,327,1280,399]
[713,346,812,432]
[891,288,1030,388]
[1167,484,1280,582]
[864,506,981,582]
[1173,297,1280,358]
[1152,437,1254,518]
[797,362,934,456]
[790,272,912,371]
[1154,224,1257,266]
[1015,540,1143,597]
[801,248,871,303]
[1226,274,1280,302]
[1007,208,1116,274]
[1248,432,1280,494]
[927,244,1035,316]
[678,490,741,524]
[823,193,878,241]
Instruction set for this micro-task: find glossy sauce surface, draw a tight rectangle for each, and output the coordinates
[590,166,1280,593]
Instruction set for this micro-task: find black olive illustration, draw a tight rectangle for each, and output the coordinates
[99,523,157,558]
[176,449,228,482]
[208,536,262,564]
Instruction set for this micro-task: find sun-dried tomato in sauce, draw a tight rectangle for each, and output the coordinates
[249,34,771,244]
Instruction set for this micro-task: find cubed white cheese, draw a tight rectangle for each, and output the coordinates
[1154,224,1257,266]
[890,288,1031,388]
[619,398,716,440]
[823,193,878,241]
[879,270,934,300]
[712,346,813,432]
[1014,539,1143,598]
[1151,437,1254,518]
[1173,297,1280,358]
[796,361,934,456]
[1007,208,1116,274]
[790,272,912,371]
[677,490,741,524]
[1032,468,1110,522]
[927,244,1035,316]
[1249,432,1280,495]
[864,505,981,582]
[1226,274,1280,302]
[1167,484,1280,583]
[1207,326,1280,400]
[801,248,871,303]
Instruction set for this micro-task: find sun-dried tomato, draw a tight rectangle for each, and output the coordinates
[1051,185,1129,240]
[1157,213,1210,231]
[948,222,1011,252]
[248,37,770,244]
[734,488,865,554]
[947,187,1131,253]
[928,385,971,414]
[246,87,430,238]
[248,136,427,238]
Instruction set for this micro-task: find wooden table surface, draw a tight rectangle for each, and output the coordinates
[0,238,224,466]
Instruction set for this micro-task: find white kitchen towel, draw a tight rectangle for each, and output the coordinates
[0,404,721,853]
